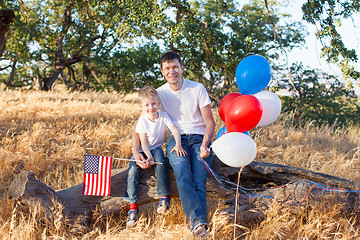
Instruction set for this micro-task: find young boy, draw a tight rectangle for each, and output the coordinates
[125,86,186,227]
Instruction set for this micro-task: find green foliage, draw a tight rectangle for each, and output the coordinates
[0,0,306,93]
[302,0,360,81]
[92,43,163,92]
[160,0,306,100]
[1,0,164,90]
[274,63,360,126]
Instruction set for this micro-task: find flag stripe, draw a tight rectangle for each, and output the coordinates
[91,174,95,195]
[90,174,94,195]
[85,173,90,195]
[94,158,99,195]
[83,172,87,195]
[99,158,108,196]
[96,157,102,195]
[105,156,112,196]
[82,155,112,196]
[100,157,106,196]
[105,157,112,196]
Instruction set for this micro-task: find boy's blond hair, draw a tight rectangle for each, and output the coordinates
[138,86,159,101]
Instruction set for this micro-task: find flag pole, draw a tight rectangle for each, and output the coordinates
[113,157,163,165]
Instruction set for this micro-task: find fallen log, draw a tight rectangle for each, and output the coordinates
[7,158,360,223]
[214,160,360,190]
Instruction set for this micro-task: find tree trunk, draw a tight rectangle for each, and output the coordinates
[41,66,66,91]
[84,60,102,85]
[7,158,359,224]
[36,3,100,91]
[0,10,15,57]
[4,58,21,88]
[80,62,90,90]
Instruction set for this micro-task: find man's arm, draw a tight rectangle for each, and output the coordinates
[200,104,215,158]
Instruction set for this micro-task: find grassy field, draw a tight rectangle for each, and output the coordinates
[0,89,359,239]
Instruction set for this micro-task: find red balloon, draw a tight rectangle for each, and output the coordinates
[218,93,242,122]
[225,95,263,132]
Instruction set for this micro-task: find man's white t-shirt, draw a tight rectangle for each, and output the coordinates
[157,79,211,135]
[136,111,174,152]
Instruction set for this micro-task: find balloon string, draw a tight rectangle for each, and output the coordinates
[234,166,244,240]
[202,158,360,207]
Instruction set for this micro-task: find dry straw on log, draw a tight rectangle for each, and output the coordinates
[8,157,359,224]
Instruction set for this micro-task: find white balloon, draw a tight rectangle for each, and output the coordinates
[211,132,257,168]
[254,91,282,127]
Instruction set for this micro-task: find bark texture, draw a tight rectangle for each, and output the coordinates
[8,158,359,224]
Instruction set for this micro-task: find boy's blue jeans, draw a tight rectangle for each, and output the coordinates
[166,134,213,232]
[124,147,170,203]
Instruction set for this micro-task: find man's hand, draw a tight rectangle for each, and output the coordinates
[200,145,210,158]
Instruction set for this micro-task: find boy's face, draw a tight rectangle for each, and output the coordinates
[140,97,160,118]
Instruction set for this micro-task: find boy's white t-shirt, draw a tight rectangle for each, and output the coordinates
[157,79,211,135]
[136,111,174,152]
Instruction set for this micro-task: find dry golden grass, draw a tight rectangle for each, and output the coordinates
[253,114,360,182]
[0,88,359,239]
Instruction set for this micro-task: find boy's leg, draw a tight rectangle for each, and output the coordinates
[152,147,171,214]
[126,206,139,227]
[124,159,141,203]
[152,147,170,197]
[124,157,141,227]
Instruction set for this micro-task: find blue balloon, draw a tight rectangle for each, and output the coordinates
[216,126,250,139]
[235,55,271,95]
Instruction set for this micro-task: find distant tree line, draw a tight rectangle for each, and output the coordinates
[274,63,360,127]
[0,0,359,126]
[0,0,306,94]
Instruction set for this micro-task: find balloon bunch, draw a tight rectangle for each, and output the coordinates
[212,55,282,168]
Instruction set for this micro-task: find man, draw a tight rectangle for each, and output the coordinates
[132,51,215,238]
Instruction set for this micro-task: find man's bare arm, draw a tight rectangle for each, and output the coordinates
[200,104,215,158]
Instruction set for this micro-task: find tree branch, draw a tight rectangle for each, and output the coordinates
[55,4,73,67]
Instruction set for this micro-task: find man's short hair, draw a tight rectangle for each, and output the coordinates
[160,51,182,69]
[138,86,159,101]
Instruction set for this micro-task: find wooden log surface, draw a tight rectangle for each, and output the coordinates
[7,157,360,222]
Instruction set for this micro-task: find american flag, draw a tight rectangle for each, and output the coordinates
[82,154,113,196]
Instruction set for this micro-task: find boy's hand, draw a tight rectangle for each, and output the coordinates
[147,157,155,166]
[133,151,146,162]
[170,145,187,156]
[200,145,210,158]
[134,151,150,169]
[136,159,150,169]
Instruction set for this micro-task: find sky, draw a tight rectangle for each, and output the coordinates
[277,0,360,93]
[281,0,359,70]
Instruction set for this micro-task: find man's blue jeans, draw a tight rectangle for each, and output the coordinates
[166,134,213,231]
[124,147,170,203]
